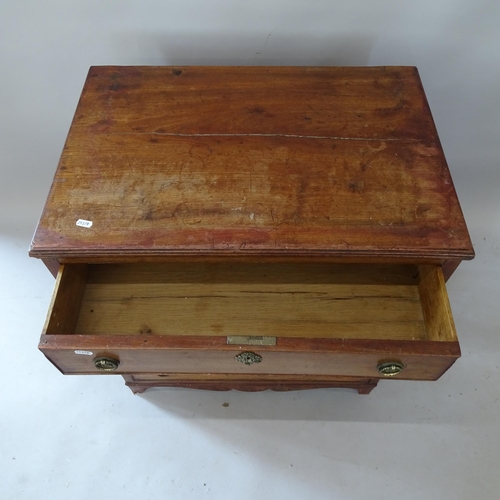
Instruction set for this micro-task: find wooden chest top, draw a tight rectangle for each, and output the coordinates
[30,66,473,261]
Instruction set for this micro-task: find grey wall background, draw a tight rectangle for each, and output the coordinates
[1,1,499,499]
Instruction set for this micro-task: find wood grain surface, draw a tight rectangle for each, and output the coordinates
[45,262,431,341]
[30,66,474,262]
[121,374,379,394]
[39,263,460,380]
[39,334,460,380]
[418,265,458,341]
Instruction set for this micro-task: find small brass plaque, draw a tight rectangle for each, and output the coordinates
[227,336,276,346]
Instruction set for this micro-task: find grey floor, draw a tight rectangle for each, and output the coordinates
[1,188,499,499]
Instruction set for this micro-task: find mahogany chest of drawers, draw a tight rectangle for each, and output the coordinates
[30,66,474,394]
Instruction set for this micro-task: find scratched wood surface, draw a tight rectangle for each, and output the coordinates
[30,66,474,260]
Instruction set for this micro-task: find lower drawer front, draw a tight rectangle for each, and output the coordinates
[39,262,460,382]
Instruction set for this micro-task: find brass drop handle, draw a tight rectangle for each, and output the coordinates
[377,361,405,377]
[94,357,120,371]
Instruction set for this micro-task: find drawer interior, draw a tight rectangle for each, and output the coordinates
[44,262,456,343]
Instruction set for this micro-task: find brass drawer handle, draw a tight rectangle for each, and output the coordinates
[377,361,405,377]
[94,357,120,371]
[235,352,262,366]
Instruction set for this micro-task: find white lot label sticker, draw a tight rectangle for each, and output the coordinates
[76,219,93,228]
[75,350,93,356]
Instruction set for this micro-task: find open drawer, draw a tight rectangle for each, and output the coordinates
[39,262,460,381]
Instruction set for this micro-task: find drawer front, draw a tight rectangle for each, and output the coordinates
[39,335,459,381]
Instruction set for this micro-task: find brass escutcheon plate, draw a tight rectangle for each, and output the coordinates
[235,351,262,366]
